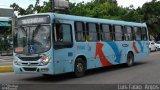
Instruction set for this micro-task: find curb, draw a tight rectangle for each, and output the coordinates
[0,65,13,73]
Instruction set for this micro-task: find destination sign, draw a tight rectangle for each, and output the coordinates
[17,15,50,26]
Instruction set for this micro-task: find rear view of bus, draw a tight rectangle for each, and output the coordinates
[13,14,53,75]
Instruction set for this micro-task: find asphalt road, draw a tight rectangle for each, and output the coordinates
[0,52,160,90]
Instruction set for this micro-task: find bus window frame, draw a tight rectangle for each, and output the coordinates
[124,26,134,41]
[53,23,73,49]
[141,27,148,41]
[113,25,124,41]
[86,22,100,42]
[133,26,142,41]
[74,21,86,42]
[100,23,113,41]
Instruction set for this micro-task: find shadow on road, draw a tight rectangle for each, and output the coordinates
[20,61,148,83]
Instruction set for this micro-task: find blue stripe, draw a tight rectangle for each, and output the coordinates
[106,42,121,63]
[137,41,143,52]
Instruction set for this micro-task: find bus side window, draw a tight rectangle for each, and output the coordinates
[114,25,123,41]
[134,27,142,40]
[74,22,85,41]
[101,24,112,41]
[54,23,73,49]
[86,23,99,41]
[125,26,133,41]
[142,27,148,40]
[55,24,63,41]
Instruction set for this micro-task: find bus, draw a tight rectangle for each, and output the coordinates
[13,13,149,77]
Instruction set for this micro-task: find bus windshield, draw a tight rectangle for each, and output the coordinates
[13,25,51,54]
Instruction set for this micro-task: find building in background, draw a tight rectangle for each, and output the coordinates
[0,8,14,56]
[0,17,12,55]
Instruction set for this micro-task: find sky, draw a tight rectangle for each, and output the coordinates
[0,0,154,9]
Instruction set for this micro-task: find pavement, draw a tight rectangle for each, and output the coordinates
[0,56,13,72]
[0,52,159,90]
[0,51,159,90]
[0,52,159,84]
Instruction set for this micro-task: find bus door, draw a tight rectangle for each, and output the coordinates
[53,20,74,74]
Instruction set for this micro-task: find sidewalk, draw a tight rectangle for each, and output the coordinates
[0,56,13,72]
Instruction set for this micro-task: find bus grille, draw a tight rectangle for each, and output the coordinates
[23,67,37,71]
[21,63,39,66]
[18,57,40,61]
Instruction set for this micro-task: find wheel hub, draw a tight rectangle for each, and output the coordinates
[77,63,83,72]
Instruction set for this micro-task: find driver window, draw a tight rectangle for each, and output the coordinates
[55,23,72,43]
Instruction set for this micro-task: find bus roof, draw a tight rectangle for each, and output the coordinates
[18,13,147,27]
[53,13,146,27]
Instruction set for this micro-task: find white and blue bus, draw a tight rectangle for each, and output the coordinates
[13,13,149,77]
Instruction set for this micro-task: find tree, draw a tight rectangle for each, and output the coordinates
[70,0,123,20]
[10,0,51,15]
[10,3,27,15]
[141,0,160,40]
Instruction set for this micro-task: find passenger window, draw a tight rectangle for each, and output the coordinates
[101,24,112,41]
[125,26,133,41]
[75,22,85,41]
[142,27,148,40]
[134,27,142,40]
[114,25,123,41]
[86,23,99,41]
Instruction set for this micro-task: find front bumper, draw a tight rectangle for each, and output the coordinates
[13,62,54,75]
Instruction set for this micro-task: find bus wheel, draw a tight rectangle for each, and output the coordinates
[74,58,86,78]
[126,52,134,67]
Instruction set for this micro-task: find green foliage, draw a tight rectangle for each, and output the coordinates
[141,0,160,40]
[10,0,51,15]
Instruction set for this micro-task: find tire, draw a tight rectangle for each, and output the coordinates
[126,52,134,67]
[74,58,86,78]
[155,48,157,51]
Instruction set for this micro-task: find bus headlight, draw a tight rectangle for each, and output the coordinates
[40,54,51,65]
